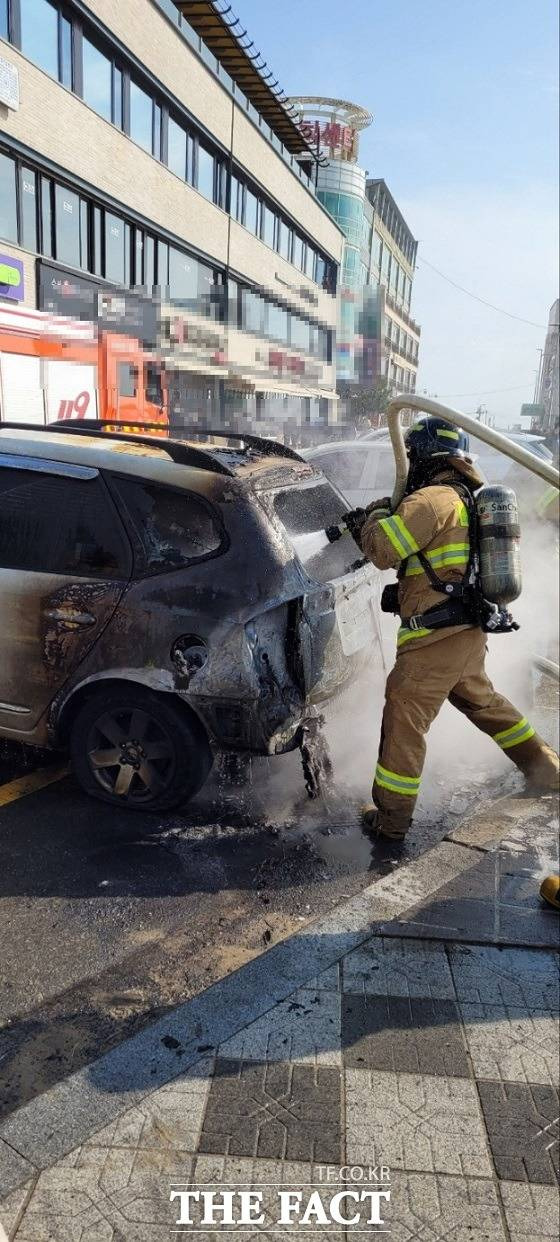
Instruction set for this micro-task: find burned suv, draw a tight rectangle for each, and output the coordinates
[0,424,382,810]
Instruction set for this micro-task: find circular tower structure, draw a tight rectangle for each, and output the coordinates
[289,97,373,382]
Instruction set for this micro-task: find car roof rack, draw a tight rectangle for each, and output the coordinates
[0,420,234,477]
[1,419,309,469]
[176,426,306,464]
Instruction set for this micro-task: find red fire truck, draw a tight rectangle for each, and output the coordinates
[0,305,168,430]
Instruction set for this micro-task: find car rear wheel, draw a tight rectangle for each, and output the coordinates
[70,686,212,811]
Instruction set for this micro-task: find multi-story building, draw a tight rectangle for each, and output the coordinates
[289,95,421,405]
[365,178,421,397]
[0,0,343,440]
[534,299,559,436]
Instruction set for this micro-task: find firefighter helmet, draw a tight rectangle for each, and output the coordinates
[405,415,470,462]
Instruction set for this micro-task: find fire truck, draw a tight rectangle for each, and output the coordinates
[0,304,168,430]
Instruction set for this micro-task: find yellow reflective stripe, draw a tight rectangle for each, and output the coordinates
[378,516,420,559]
[437,428,459,440]
[404,542,470,577]
[374,762,421,795]
[377,514,407,558]
[379,514,420,559]
[493,717,536,750]
[456,500,469,527]
[397,626,432,647]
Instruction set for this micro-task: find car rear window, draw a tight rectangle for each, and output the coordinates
[112,476,224,574]
[271,479,363,583]
[0,467,129,577]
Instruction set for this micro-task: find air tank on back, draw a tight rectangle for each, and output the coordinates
[475,485,522,605]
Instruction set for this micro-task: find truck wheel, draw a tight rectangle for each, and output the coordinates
[70,686,212,811]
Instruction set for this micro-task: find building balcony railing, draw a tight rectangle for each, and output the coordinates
[384,337,419,366]
[384,291,421,335]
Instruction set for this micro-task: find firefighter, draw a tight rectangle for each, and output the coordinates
[352,415,559,842]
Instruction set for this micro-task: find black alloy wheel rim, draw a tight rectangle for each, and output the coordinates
[86,708,176,803]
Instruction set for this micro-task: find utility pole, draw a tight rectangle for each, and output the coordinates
[533,348,544,403]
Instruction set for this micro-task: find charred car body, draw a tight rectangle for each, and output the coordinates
[0,425,382,810]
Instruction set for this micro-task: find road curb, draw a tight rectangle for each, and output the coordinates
[0,790,554,1197]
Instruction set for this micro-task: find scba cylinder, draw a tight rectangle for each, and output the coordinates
[476,485,522,605]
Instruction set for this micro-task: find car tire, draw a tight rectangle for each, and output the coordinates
[70,686,213,812]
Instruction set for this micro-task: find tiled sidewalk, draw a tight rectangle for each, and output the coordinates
[1,799,558,1240]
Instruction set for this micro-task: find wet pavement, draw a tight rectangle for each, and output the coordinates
[0,712,507,1128]
[0,781,557,1240]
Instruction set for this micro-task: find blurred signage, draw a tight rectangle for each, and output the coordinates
[0,254,24,302]
[298,119,357,160]
[0,55,19,110]
[38,262,157,346]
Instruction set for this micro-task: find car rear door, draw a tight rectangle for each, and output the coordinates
[261,473,383,700]
[0,454,131,735]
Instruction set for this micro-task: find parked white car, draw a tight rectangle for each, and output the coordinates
[303,431,553,510]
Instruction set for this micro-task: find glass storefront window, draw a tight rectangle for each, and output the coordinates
[41,179,53,258]
[130,80,153,153]
[169,247,198,304]
[242,287,265,335]
[92,205,102,275]
[268,302,289,344]
[20,0,58,80]
[144,235,155,289]
[197,144,215,201]
[105,211,126,282]
[290,315,310,352]
[54,185,80,267]
[0,152,17,244]
[168,118,187,178]
[228,279,239,327]
[20,166,38,251]
[82,37,112,122]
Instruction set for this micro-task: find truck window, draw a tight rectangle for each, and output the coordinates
[144,363,163,405]
[118,363,138,398]
[112,477,224,574]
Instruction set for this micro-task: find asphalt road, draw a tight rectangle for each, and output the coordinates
[0,685,519,1126]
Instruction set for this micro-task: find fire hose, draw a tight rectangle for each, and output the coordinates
[387,394,560,510]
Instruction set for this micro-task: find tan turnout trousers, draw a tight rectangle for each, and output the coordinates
[372,626,559,838]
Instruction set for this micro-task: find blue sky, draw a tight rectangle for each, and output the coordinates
[234,0,559,424]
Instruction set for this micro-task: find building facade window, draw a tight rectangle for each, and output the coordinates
[54,184,81,267]
[196,143,215,201]
[60,13,72,87]
[20,0,58,80]
[82,37,112,123]
[105,211,126,282]
[1,0,8,39]
[0,152,18,244]
[260,202,276,249]
[168,117,187,179]
[130,79,154,154]
[20,166,38,251]
[245,186,259,235]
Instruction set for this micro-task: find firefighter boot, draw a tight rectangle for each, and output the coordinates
[361,804,408,843]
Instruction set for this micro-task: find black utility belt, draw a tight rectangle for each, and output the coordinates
[403,600,475,632]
